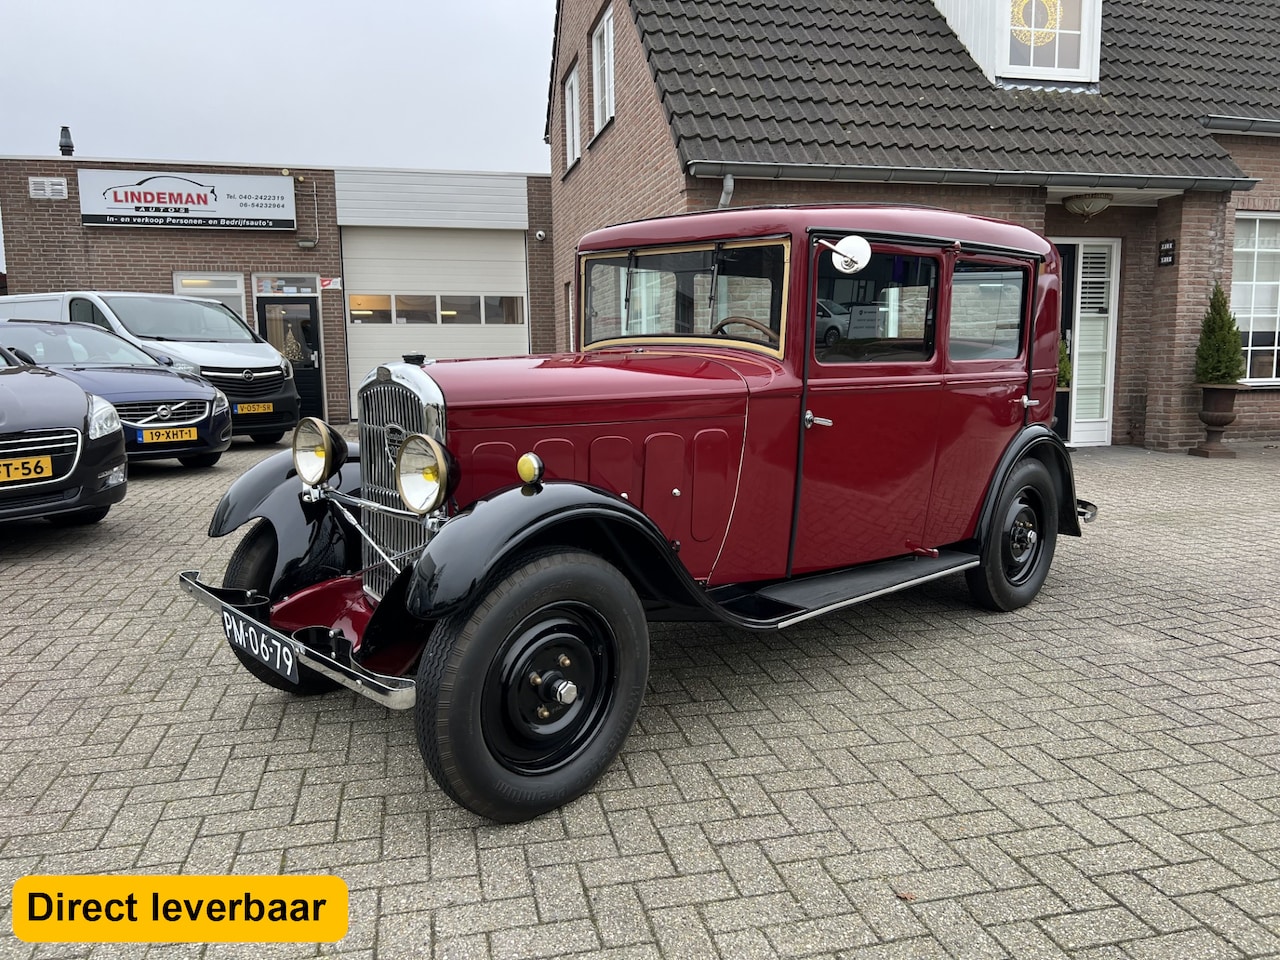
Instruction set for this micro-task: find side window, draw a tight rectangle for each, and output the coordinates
[69,298,110,330]
[815,249,938,364]
[949,263,1027,360]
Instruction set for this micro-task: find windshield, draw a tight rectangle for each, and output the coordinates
[582,240,787,348]
[105,296,257,343]
[2,324,161,367]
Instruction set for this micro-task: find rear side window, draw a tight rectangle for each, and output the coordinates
[949,264,1028,360]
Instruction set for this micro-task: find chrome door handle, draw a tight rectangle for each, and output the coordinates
[803,410,833,428]
[1019,395,1041,408]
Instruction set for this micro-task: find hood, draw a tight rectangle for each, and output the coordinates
[0,365,90,431]
[45,365,215,403]
[136,338,284,371]
[422,350,780,429]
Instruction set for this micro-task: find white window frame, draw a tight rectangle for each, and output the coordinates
[1233,213,1280,385]
[173,272,246,320]
[592,8,615,135]
[1001,0,1101,84]
[564,66,581,167]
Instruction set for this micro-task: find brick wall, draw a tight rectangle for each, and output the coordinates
[0,157,352,420]
[525,176,556,353]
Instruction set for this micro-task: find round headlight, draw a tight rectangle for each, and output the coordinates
[292,417,334,485]
[396,434,449,515]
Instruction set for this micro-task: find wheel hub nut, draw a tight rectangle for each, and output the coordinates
[552,679,578,704]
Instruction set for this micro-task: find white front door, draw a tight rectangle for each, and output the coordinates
[1055,239,1121,446]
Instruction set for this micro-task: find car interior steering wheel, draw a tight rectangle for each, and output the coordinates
[710,316,780,344]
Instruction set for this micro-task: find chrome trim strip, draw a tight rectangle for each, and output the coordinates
[773,559,980,629]
[178,570,416,710]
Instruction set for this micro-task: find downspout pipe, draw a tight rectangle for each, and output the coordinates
[717,174,735,208]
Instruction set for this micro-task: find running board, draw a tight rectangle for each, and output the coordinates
[711,549,980,629]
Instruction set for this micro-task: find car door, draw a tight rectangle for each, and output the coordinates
[791,242,945,575]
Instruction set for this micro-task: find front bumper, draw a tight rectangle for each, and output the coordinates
[178,570,416,709]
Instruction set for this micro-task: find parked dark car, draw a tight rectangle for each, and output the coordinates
[0,345,127,524]
[181,204,1096,823]
[1,321,232,468]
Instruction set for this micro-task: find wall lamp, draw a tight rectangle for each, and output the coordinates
[1063,193,1114,220]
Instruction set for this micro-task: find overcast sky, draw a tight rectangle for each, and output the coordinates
[0,0,558,270]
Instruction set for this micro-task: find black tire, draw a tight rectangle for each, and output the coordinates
[251,433,285,445]
[416,549,649,822]
[179,452,222,469]
[47,506,110,526]
[967,458,1059,611]
[823,326,840,347]
[222,519,338,695]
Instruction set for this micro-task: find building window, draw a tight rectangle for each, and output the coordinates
[564,66,581,167]
[348,294,393,324]
[349,293,524,325]
[592,8,615,135]
[1003,0,1099,83]
[173,272,246,319]
[1233,215,1280,382]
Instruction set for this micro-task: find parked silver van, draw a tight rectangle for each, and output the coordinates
[0,292,300,443]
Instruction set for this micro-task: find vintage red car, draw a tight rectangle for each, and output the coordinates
[181,204,1095,822]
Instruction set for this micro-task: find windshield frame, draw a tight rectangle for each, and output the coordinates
[578,237,791,357]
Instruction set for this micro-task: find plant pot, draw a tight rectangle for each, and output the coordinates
[1189,384,1239,458]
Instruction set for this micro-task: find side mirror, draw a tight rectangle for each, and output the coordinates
[819,236,872,274]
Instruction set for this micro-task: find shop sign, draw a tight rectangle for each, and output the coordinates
[78,169,296,230]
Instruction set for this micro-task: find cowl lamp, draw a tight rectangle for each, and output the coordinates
[1063,193,1113,220]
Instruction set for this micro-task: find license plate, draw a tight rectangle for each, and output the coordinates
[139,427,198,443]
[235,402,274,414]
[220,606,298,683]
[0,456,53,483]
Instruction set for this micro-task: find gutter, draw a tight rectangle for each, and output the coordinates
[1203,115,1280,138]
[684,160,1258,193]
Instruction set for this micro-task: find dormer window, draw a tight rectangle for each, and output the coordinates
[1003,0,1099,83]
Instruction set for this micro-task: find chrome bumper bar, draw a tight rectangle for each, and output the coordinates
[178,570,416,710]
[1076,499,1098,523]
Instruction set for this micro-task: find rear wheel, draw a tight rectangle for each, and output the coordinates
[179,452,222,468]
[415,549,649,822]
[967,458,1058,611]
[222,519,338,695]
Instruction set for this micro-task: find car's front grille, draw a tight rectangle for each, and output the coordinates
[0,429,82,488]
[201,367,284,400]
[114,399,209,426]
[357,377,438,600]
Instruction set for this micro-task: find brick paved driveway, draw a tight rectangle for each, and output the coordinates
[1,439,1278,959]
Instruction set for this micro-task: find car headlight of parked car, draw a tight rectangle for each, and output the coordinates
[212,389,229,415]
[171,358,201,377]
[282,359,294,380]
[87,394,122,440]
[292,417,348,485]
[396,434,450,515]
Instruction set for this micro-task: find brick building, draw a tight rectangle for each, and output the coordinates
[546,0,1280,448]
[0,157,553,422]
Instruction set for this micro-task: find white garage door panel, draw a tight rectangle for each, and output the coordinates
[343,227,526,291]
[347,326,531,402]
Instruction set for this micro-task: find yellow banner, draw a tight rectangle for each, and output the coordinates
[12,875,348,943]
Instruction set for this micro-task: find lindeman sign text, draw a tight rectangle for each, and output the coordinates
[77,169,297,230]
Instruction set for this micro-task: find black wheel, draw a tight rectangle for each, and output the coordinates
[823,326,840,347]
[222,519,338,695]
[47,506,110,526]
[251,433,285,445]
[179,452,222,468]
[415,549,649,822]
[967,458,1058,611]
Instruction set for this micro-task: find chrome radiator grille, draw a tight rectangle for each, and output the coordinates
[0,429,81,487]
[357,377,440,600]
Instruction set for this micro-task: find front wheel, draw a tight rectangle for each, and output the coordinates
[251,432,285,445]
[179,452,222,469]
[222,519,338,695]
[415,549,649,822]
[47,506,110,526]
[966,458,1058,611]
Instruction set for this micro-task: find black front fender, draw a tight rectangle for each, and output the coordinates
[405,481,706,621]
[209,441,362,592]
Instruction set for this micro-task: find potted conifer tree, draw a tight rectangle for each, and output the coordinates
[1190,282,1246,458]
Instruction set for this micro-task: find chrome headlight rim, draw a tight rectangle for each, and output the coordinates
[292,416,336,486]
[395,433,449,516]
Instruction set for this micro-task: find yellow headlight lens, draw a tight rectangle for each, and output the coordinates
[292,417,332,485]
[516,452,544,485]
[396,434,449,515]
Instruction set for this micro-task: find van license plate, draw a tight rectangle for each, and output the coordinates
[0,456,53,482]
[220,606,298,683]
[235,402,274,414]
[140,428,198,443]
